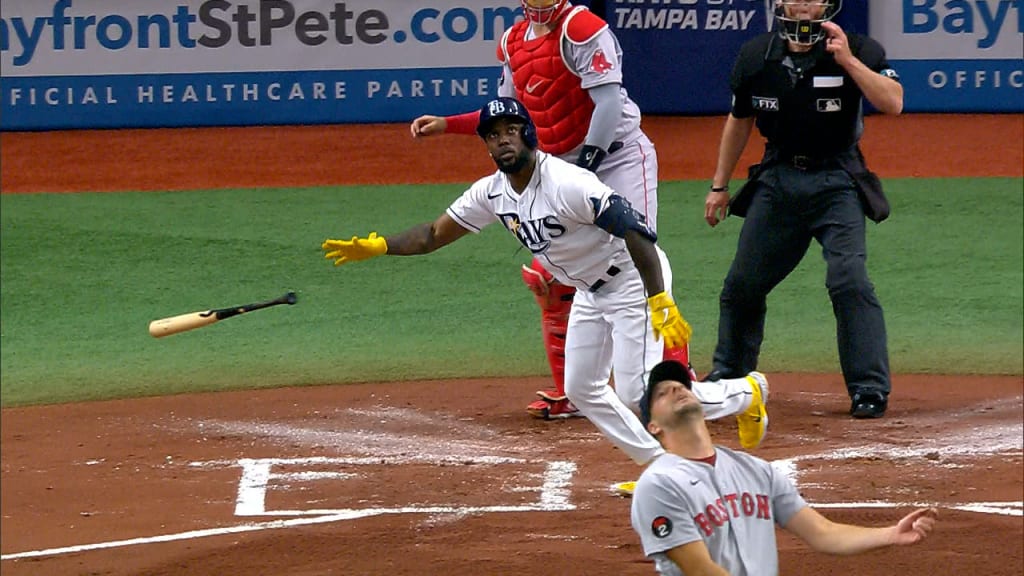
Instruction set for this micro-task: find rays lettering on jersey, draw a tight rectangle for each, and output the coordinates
[693,492,771,537]
[497,212,567,254]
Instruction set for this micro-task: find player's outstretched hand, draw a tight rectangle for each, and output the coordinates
[410,115,448,138]
[890,507,939,546]
[647,292,692,349]
[322,232,388,266]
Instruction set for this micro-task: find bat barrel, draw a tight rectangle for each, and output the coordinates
[148,311,218,338]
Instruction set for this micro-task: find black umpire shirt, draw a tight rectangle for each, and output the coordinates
[730,32,900,160]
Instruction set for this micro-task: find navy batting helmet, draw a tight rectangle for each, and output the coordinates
[477,97,538,149]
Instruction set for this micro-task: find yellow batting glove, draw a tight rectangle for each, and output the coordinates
[647,291,692,349]
[321,232,388,266]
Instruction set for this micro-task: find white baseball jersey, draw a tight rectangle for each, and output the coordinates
[631,448,808,575]
[497,19,660,231]
[446,152,636,291]
[446,152,755,466]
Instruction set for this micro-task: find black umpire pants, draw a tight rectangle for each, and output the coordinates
[712,164,891,399]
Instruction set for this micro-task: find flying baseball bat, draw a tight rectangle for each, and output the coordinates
[148,291,298,338]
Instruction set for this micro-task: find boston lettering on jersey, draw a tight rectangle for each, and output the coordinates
[693,492,771,537]
[497,212,567,254]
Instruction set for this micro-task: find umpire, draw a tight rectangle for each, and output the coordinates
[703,0,902,419]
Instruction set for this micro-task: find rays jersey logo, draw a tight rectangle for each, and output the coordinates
[498,212,567,254]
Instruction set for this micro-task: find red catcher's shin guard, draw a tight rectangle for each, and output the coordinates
[537,288,573,399]
[663,343,699,383]
[521,259,575,401]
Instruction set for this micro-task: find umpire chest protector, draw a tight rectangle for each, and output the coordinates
[499,7,605,156]
[734,33,873,158]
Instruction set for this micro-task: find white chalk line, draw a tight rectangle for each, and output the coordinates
[0,503,572,561]
[1,458,577,561]
[808,501,1023,517]
[232,457,575,517]
[5,398,1020,561]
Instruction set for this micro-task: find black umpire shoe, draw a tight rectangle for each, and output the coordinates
[850,391,887,419]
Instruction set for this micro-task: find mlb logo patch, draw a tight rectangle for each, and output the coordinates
[817,98,842,112]
[752,96,779,111]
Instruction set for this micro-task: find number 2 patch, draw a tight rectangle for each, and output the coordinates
[651,516,673,538]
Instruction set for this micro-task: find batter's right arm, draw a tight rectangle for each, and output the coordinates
[705,114,756,227]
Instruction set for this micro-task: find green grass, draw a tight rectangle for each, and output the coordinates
[2,177,1021,406]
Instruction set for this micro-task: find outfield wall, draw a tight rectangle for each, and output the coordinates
[0,1,1020,130]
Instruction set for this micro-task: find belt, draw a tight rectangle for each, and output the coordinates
[768,145,854,171]
[784,154,836,171]
[588,265,621,293]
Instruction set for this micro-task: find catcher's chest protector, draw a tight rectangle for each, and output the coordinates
[502,18,593,156]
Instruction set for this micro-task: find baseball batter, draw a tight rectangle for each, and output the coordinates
[324,98,767,468]
[631,360,939,575]
[410,0,694,421]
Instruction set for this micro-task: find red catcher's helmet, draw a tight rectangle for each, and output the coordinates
[520,0,569,25]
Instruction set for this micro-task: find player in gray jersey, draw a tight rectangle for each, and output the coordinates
[631,360,939,576]
[323,97,767,471]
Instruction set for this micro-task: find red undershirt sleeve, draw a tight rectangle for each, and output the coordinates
[444,111,479,135]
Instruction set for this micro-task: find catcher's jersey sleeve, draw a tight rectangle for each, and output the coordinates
[567,28,625,90]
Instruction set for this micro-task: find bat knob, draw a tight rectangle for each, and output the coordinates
[284,292,298,305]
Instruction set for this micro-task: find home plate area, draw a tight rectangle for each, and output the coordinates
[222,455,578,517]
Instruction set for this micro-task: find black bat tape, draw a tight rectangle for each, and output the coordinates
[212,292,297,321]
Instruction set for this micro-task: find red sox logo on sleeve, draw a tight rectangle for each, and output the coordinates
[590,49,614,74]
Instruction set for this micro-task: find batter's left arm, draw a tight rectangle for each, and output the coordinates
[625,231,665,296]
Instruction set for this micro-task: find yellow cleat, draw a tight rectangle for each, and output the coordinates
[611,481,636,497]
[737,372,769,449]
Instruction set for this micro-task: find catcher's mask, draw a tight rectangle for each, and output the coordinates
[520,0,570,25]
[774,0,842,45]
[477,97,538,149]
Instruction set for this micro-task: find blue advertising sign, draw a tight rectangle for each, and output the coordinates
[870,0,1023,112]
[608,0,773,115]
[607,0,871,115]
[0,0,520,129]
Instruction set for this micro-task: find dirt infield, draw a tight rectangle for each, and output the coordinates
[1,114,1023,575]
[1,114,1022,193]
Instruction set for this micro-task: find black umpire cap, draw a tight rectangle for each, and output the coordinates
[639,360,693,430]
